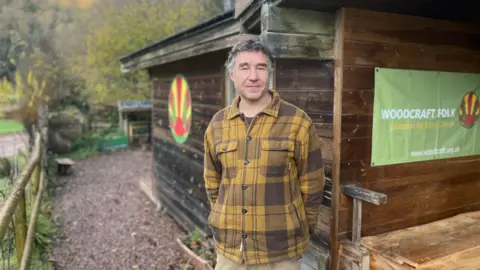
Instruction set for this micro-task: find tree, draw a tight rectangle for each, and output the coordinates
[68,0,223,105]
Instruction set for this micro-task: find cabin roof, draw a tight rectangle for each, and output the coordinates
[119,9,235,66]
[120,0,478,73]
[277,0,478,23]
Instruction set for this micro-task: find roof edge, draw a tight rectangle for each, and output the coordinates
[119,9,235,64]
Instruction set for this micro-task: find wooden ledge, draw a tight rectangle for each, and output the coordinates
[341,185,387,206]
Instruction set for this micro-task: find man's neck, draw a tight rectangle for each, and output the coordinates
[238,90,272,118]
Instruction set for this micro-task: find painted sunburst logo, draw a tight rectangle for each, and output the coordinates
[459,91,480,129]
[168,75,192,144]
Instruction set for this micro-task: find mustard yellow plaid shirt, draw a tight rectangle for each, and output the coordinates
[203,89,325,265]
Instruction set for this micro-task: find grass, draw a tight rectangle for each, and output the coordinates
[0,120,24,135]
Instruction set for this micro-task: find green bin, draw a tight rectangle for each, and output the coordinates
[96,136,129,151]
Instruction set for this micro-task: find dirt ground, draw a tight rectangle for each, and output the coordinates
[51,149,188,270]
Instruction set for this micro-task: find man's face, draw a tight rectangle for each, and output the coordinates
[229,51,270,102]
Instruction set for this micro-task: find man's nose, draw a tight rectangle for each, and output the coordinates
[248,69,259,80]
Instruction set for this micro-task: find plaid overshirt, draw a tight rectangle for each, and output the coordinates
[203,89,325,265]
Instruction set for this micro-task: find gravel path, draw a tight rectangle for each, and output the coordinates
[0,132,28,157]
[51,149,188,270]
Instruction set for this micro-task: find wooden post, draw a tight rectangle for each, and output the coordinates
[351,198,362,246]
[30,162,40,205]
[13,188,27,266]
[20,165,45,270]
[0,134,42,240]
[341,185,387,269]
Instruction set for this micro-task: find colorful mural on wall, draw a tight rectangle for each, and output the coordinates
[168,75,192,144]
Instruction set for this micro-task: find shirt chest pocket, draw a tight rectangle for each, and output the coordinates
[216,140,239,179]
[260,139,295,178]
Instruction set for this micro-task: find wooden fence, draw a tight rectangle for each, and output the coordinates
[0,131,46,269]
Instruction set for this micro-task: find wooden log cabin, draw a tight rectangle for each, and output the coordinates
[120,0,480,269]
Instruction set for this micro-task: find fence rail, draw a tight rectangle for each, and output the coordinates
[0,131,46,270]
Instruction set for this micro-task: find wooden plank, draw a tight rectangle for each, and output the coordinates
[153,127,204,158]
[366,168,480,200]
[331,7,346,270]
[55,158,74,165]
[341,90,373,115]
[339,155,480,190]
[278,89,334,115]
[260,32,334,59]
[343,8,480,52]
[341,185,387,206]
[276,59,334,90]
[261,4,335,35]
[361,211,480,269]
[237,0,263,30]
[359,202,480,237]
[343,66,374,91]
[419,245,480,270]
[235,0,254,18]
[339,241,370,270]
[370,251,414,270]
[362,181,480,229]
[341,137,371,163]
[124,20,240,69]
[123,34,257,72]
[343,40,480,73]
[149,51,226,76]
[316,205,332,236]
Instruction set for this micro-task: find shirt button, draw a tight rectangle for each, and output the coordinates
[242,233,247,239]
[242,209,247,214]
[246,136,252,141]
[242,185,247,190]
[244,160,249,165]
[222,146,227,150]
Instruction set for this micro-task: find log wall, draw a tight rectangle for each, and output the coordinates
[337,8,480,239]
[149,51,227,234]
[275,59,334,244]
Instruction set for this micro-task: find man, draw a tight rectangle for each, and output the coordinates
[203,39,325,270]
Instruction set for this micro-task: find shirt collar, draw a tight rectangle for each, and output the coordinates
[226,89,280,120]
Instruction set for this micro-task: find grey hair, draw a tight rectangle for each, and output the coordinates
[225,39,274,73]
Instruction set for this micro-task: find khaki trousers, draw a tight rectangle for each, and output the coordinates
[214,253,301,270]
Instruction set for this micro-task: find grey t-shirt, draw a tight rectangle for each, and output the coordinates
[245,117,254,127]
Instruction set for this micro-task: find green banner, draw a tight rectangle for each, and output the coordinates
[371,68,480,166]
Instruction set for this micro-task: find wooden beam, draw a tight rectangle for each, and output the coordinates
[260,32,334,59]
[331,8,346,270]
[352,198,362,245]
[341,185,388,206]
[237,0,263,30]
[122,34,257,72]
[235,0,254,18]
[261,4,335,35]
